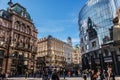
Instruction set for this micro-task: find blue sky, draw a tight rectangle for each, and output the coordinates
[0,0,87,45]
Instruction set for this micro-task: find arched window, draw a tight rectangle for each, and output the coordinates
[26,38,29,44]
[27,26,31,34]
[12,52,18,58]
[21,24,25,32]
[15,21,20,30]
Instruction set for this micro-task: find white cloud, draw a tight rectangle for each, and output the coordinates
[72,38,80,43]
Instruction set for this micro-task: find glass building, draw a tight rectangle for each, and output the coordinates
[79,0,120,75]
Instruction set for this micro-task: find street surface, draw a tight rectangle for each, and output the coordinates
[7,77,87,80]
[6,77,120,80]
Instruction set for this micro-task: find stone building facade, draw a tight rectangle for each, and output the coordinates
[0,1,37,75]
[37,35,64,69]
[37,35,73,70]
[72,45,81,65]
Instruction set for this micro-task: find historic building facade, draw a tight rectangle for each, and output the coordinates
[72,44,81,65]
[0,1,37,75]
[37,35,65,69]
[63,37,73,65]
[37,36,73,70]
[79,0,120,75]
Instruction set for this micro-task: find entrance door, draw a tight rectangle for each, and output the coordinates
[11,52,26,76]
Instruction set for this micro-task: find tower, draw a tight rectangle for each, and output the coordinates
[8,0,13,7]
[67,37,72,45]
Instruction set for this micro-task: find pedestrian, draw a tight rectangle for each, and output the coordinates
[107,66,112,80]
[82,69,88,80]
[0,72,2,80]
[68,70,71,77]
[96,69,101,80]
[52,69,60,80]
[42,69,49,80]
[25,70,29,79]
[77,69,81,77]
[1,72,5,80]
[83,73,87,80]
[5,72,9,79]
[93,71,98,80]
[89,70,94,80]
[63,69,66,79]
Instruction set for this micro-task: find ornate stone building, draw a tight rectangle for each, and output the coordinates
[37,35,64,69]
[63,43,73,65]
[37,35,73,70]
[72,44,81,65]
[0,1,37,75]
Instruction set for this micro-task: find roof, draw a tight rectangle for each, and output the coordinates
[10,3,31,20]
[0,9,11,20]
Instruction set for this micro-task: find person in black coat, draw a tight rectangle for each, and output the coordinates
[1,72,5,80]
[52,69,59,80]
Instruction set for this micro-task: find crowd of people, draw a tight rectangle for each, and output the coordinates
[82,66,115,80]
[0,65,115,80]
[0,68,81,80]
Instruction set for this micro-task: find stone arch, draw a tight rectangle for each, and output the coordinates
[11,51,26,76]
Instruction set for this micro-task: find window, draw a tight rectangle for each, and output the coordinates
[104,49,108,56]
[92,41,96,47]
[84,35,88,41]
[0,50,4,57]
[15,21,19,30]
[85,44,89,50]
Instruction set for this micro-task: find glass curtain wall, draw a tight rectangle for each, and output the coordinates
[79,0,120,53]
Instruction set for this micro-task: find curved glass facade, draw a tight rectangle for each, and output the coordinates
[79,0,120,54]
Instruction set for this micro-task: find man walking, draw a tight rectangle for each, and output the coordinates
[52,69,59,80]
